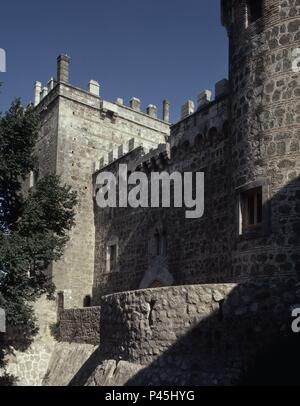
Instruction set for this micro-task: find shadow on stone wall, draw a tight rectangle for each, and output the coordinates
[67,346,104,386]
[124,174,300,386]
[0,337,15,386]
[0,296,57,386]
[123,280,300,386]
[0,325,37,385]
[66,276,300,386]
[66,174,300,386]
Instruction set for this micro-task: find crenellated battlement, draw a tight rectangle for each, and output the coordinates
[171,84,230,152]
[180,78,229,120]
[33,55,231,126]
[33,54,171,124]
[136,143,170,171]
[91,76,230,175]
[93,137,170,174]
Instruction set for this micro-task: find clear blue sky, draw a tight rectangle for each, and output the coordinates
[0,0,228,122]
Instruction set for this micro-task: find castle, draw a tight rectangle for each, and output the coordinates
[31,0,300,309]
[6,0,300,385]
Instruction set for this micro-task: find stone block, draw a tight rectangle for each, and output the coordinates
[197,90,212,109]
[34,81,42,106]
[88,80,100,97]
[130,97,141,111]
[118,144,129,158]
[181,100,195,119]
[47,77,55,92]
[215,79,229,99]
[40,87,48,99]
[128,138,135,151]
[108,149,118,164]
[147,104,157,119]
[99,156,108,169]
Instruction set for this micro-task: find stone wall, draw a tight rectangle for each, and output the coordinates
[222,0,300,281]
[13,279,300,386]
[96,279,300,385]
[92,96,232,302]
[92,0,300,303]
[59,306,101,345]
[35,69,170,309]
[99,284,236,364]
[2,296,57,386]
[2,299,100,386]
[43,342,97,386]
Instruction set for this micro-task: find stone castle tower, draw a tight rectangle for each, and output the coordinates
[222,0,300,280]
[33,59,170,308]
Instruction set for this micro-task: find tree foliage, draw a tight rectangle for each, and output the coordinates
[0,99,77,341]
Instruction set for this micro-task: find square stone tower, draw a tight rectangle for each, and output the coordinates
[33,55,170,308]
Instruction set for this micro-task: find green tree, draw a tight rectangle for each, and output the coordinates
[0,99,77,342]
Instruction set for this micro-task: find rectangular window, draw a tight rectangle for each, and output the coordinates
[110,244,117,271]
[154,232,167,257]
[57,291,64,311]
[29,170,38,189]
[240,187,263,234]
[246,0,263,26]
[106,242,118,272]
[29,171,35,188]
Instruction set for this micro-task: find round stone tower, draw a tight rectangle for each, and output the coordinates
[222,0,300,280]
